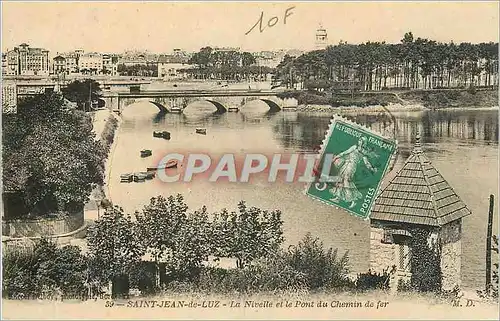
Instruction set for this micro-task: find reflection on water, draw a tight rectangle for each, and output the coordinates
[109,102,498,291]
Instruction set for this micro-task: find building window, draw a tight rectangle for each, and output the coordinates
[394,235,412,273]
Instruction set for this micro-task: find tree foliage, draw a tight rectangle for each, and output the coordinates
[4,197,356,296]
[135,195,211,281]
[2,92,105,217]
[62,79,102,110]
[117,63,158,77]
[274,32,499,90]
[87,205,144,284]
[211,201,284,268]
[409,228,442,292]
[2,238,88,298]
[186,47,267,81]
[285,233,351,290]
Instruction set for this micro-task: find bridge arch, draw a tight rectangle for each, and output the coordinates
[206,100,227,113]
[148,101,169,113]
[184,99,227,113]
[241,98,282,112]
[259,99,282,112]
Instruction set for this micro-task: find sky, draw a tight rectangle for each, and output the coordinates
[2,1,499,55]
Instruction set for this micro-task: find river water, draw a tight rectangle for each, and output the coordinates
[107,100,498,291]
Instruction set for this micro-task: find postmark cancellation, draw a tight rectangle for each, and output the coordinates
[305,115,398,219]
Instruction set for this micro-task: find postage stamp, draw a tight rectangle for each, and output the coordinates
[305,115,397,219]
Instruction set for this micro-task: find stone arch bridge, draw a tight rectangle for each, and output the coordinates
[101,89,297,113]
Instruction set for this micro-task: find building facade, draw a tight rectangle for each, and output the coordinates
[1,53,7,74]
[157,54,192,79]
[52,51,80,75]
[369,133,472,292]
[53,55,66,74]
[102,54,119,76]
[2,84,17,113]
[64,54,79,74]
[78,52,103,75]
[255,51,282,69]
[4,43,50,76]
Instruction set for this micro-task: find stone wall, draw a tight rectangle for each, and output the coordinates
[2,210,84,237]
[440,219,462,291]
[370,221,413,292]
[369,226,398,273]
[2,221,88,254]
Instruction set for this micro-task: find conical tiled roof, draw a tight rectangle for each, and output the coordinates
[370,133,472,226]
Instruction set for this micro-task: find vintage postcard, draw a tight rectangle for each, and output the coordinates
[1,1,499,320]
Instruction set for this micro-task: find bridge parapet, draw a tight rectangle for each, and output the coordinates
[101,90,291,113]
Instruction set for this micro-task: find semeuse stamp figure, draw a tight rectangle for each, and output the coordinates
[306,115,397,219]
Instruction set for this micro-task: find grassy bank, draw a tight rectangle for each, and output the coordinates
[278,90,401,108]
[400,88,499,108]
[86,113,119,208]
[278,88,498,109]
[96,114,119,201]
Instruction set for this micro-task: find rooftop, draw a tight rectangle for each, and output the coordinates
[370,133,472,227]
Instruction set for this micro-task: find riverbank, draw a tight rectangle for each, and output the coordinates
[279,88,498,110]
[400,88,499,108]
[85,109,121,219]
[297,103,427,113]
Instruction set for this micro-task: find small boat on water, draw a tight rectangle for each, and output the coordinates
[133,172,147,182]
[140,149,152,158]
[120,173,133,183]
[165,159,178,168]
[195,128,207,135]
[146,159,178,171]
[145,171,156,179]
[153,131,171,140]
[137,171,155,180]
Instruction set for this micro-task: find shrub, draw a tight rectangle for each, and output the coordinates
[2,238,88,299]
[355,269,391,291]
[198,253,307,294]
[128,261,158,295]
[467,85,477,95]
[2,250,40,298]
[285,233,351,291]
[100,115,119,154]
[397,278,413,292]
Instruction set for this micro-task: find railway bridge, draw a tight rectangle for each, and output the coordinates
[101,89,297,113]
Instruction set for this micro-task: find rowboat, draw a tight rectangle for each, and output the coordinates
[146,159,178,171]
[140,149,152,158]
[195,128,207,135]
[138,171,155,180]
[133,172,147,182]
[165,159,178,168]
[145,171,156,179]
[120,173,133,183]
[153,131,171,140]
